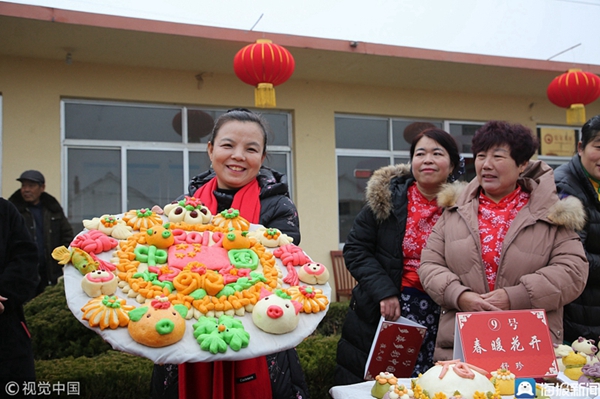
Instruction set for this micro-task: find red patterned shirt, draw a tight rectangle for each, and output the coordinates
[478,186,529,290]
[402,184,443,291]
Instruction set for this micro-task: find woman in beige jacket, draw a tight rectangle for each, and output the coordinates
[418,120,588,361]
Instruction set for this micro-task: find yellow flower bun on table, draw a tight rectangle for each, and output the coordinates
[489,368,515,395]
[563,351,587,380]
[383,383,414,399]
[371,372,398,399]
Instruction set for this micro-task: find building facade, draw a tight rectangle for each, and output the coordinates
[2,2,599,300]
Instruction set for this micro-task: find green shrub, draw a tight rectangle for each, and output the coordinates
[35,350,153,399]
[313,300,349,336]
[24,280,111,360]
[24,280,350,398]
[297,334,340,399]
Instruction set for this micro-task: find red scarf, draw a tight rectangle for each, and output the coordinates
[193,177,261,224]
[181,177,269,399]
[179,357,271,399]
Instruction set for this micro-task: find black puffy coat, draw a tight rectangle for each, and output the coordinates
[555,154,600,342]
[335,164,412,385]
[0,198,38,385]
[8,190,74,288]
[188,166,301,244]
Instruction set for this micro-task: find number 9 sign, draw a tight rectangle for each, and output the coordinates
[488,318,501,331]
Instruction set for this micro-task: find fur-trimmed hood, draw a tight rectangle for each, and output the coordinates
[436,160,587,231]
[365,164,412,221]
[365,163,465,222]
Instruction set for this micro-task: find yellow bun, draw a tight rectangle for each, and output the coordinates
[562,352,586,381]
[563,352,587,366]
[128,299,186,347]
[490,369,515,395]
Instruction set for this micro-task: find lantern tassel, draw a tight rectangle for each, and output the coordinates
[255,83,276,108]
[566,103,586,125]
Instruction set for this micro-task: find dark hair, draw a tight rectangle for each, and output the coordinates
[581,114,600,149]
[410,128,462,178]
[471,121,539,165]
[209,108,269,155]
[403,121,437,144]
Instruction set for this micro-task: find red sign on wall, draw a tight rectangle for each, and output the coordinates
[453,309,558,378]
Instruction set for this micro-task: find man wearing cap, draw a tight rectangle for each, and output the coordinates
[9,170,73,295]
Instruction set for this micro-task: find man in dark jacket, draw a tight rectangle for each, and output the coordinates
[8,170,74,295]
[0,198,38,392]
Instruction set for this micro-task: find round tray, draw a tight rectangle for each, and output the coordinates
[63,221,330,364]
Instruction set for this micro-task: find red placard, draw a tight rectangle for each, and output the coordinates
[453,309,559,378]
[364,316,426,380]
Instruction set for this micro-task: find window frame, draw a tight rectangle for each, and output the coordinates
[61,99,293,222]
[335,114,488,245]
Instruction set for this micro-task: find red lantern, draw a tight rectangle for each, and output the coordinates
[233,39,295,108]
[547,69,600,125]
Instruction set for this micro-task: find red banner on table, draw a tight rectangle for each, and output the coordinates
[453,309,559,378]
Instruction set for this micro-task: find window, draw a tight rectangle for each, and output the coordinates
[335,115,483,244]
[445,121,484,181]
[62,100,292,233]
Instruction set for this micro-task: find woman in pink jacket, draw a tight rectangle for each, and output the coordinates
[418,120,589,361]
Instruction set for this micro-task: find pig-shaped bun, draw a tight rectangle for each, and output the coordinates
[297,262,330,285]
[251,288,302,334]
[81,269,119,297]
[128,296,187,347]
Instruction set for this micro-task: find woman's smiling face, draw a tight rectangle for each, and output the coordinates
[208,120,266,190]
[579,134,600,182]
[475,144,525,202]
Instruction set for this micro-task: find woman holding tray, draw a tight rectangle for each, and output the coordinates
[151,108,309,399]
[418,120,588,361]
[335,127,464,384]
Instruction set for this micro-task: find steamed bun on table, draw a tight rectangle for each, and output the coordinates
[371,372,397,399]
[562,351,587,380]
[413,360,495,399]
